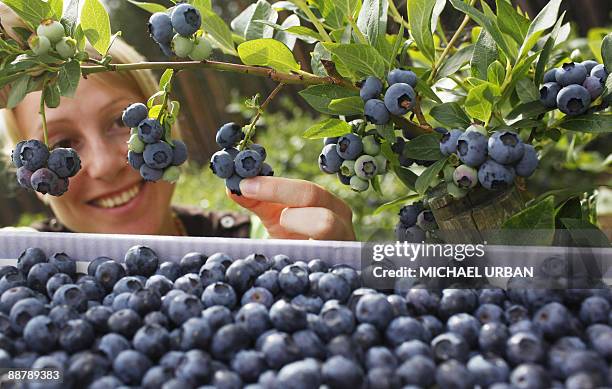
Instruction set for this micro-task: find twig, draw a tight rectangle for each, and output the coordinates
[39,79,49,146]
[157,70,176,122]
[239,83,285,150]
[413,96,431,128]
[388,0,410,30]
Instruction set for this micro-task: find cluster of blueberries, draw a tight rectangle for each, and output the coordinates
[148,4,212,61]
[1,246,611,388]
[318,120,389,192]
[123,103,188,183]
[539,60,609,116]
[395,202,438,243]
[11,140,81,196]
[439,125,539,193]
[28,19,78,60]
[210,122,273,196]
[360,69,419,125]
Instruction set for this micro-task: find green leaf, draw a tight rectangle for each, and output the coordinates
[191,0,211,10]
[415,78,442,103]
[299,84,359,115]
[502,196,556,246]
[311,0,362,30]
[431,0,446,33]
[231,0,277,40]
[200,7,237,55]
[407,0,436,62]
[501,52,539,102]
[471,29,498,80]
[1,0,53,29]
[159,69,174,91]
[328,96,364,115]
[49,0,64,19]
[44,83,61,108]
[449,0,512,60]
[373,193,421,215]
[534,12,565,84]
[126,0,167,13]
[602,33,612,74]
[57,59,80,97]
[507,100,550,120]
[393,166,418,190]
[465,82,500,124]
[274,14,300,50]
[556,113,612,133]
[437,44,474,79]
[515,78,539,103]
[518,0,561,60]
[402,134,444,160]
[237,39,299,73]
[415,158,447,195]
[322,43,386,79]
[310,42,332,77]
[63,0,80,35]
[7,76,30,109]
[303,118,352,139]
[495,0,529,44]
[371,175,383,195]
[357,0,388,48]
[560,218,610,247]
[81,0,111,55]
[487,61,505,85]
[430,102,471,128]
[284,26,322,43]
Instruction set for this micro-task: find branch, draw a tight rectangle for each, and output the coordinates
[40,79,49,146]
[388,0,410,30]
[80,60,357,90]
[412,96,431,129]
[240,83,285,150]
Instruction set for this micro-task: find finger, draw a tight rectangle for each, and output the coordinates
[279,207,355,241]
[239,176,353,220]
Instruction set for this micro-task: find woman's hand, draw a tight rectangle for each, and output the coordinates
[228,176,356,241]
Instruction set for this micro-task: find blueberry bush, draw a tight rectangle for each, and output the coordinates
[0,0,610,243]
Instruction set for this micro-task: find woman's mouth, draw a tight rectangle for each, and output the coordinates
[90,181,145,209]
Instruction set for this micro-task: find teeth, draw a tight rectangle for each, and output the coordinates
[94,183,141,209]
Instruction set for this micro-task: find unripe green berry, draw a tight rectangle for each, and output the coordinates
[163,166,181,182]
[28,35,51,56]
[350,175,369,192]
[453,164,478,189]
[465,124,487,136]
[362,135,381,156]
[374,154,388,174]
[172,34,194,58]
[189,36,213,61]
[447,181,468,199]
[128,134,145,153]
[36,19,65,44]
[55,37,77,59]
[340,160,355,177]
[354,154,378,180]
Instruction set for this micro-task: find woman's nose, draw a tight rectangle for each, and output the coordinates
[81,136,129,182]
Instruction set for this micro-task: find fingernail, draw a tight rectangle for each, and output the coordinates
[239,178,259,195]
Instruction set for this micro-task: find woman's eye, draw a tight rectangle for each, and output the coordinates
[115,116,127,128]
[52,139,72,149]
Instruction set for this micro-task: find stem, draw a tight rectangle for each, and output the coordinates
[40,79,49,146]
[348,18,369,45]
[389,0,410,30]
[157,71,176,122]
[429,0,476,82]
[292,0,332,42]
[527,113,545,144]
[412,96,431,129]
[240,83,285,151]
[81,60,356,90]
[448,75,468,92]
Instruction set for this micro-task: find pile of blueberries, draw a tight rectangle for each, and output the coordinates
[318,120,389,192]
[439,125,539,194]
[123,102,188,182]
[28,19,78,60]
[11,140,81,196]
[539,60,609,116]
[1,245,611,388]
[360,68,419,125]
[148,4,213,61]
[210,122,274,196]
[395,202,438,243]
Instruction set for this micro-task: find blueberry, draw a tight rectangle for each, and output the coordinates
[435,359,474,389]
[398,204,422,227]
[47,148,81,178]
[405,288,439,316]
[364,99,390,124]
[94,260,125,292]
[225,259,257,293]
[478,159,515,190]
[276,358,322,389]
[137,118,164,144]
[354,154,378,179]
[439,129,463,156]
[475,303,504,324]
[235,302,271,339]
[234,149,263,178]
[128,150,145,170]
[16,166,34,189]
[388,68,417,87]
[509,363,550,389]
[128,288,162,315]
[165,293,201,326]
[555,62,588,86]
[515,144,538,177]
[122,103,148,128]
[447,313,481,347]
[590,63,608,84]
[216,123,244,148]
[362,135,381,156]
[1,286,35,314]
[317,273,350,302]
[59,319,95,353]
[581,60,599,74]
[260,162,274,176]
[124,245,159,277]
[360,76,383,101]
[533,301,570,339]
[583,75,604,99]
[255,269,280,294]
[142,366,174,388]
[30,168,59,194]
[27,262,58,293]
[90,375,124,389]
[557,84,591,115]
[355,293,394,330]
[241,287,274,308]
[52,284,87,312]
[199,262,226,289]
[396,355,435,387]
[416,210,437,231]
[172,33,194,57]
[189,35,213,60]
[206,252,234,269]
[278,265,309,297]
[365,346,397,370]
[112,275,143,294]
[244,253,273,274]
[456,131,488,167]
[395,223,425,242]
[349,175,369,192]
[334,133,363,160]
[506,331,545,365]
[202,282,237,308]
[319,303,355,339]
[49,304,79,329]
[107,308,142,337]
[157,261,182,282]
[488,130,525,164]
[45,273,76,301]
[113,349,152,385]
[467,354,510,387]
[293,329,326,359]
[384,83,416,115]
[23,315,58,353]
[451,164,478,189]
[84,305,113,332]
[543,68,558,83]
[395,339,432,361]
[211,323,250,361]
[171,3,201,36]
[386,316,428,346]
[367,367,401,389]
[322,355,364,388]
[211,149,240,178]
[270,300,307,332]
[170,139,188,166]
[431,332,469,362]
[143,141,174,169]
[174,273,203,296]
[148,12,173,43]
[133,323,170,359]
[11,140,26,168]
[539,81,562,108]
[580,296,610,325]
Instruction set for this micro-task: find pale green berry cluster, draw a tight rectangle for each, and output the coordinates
[29,19,78,60]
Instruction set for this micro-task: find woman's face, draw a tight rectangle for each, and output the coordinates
[13,77,176,234]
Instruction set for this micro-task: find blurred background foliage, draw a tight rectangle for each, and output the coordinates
[0,0,610,240]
